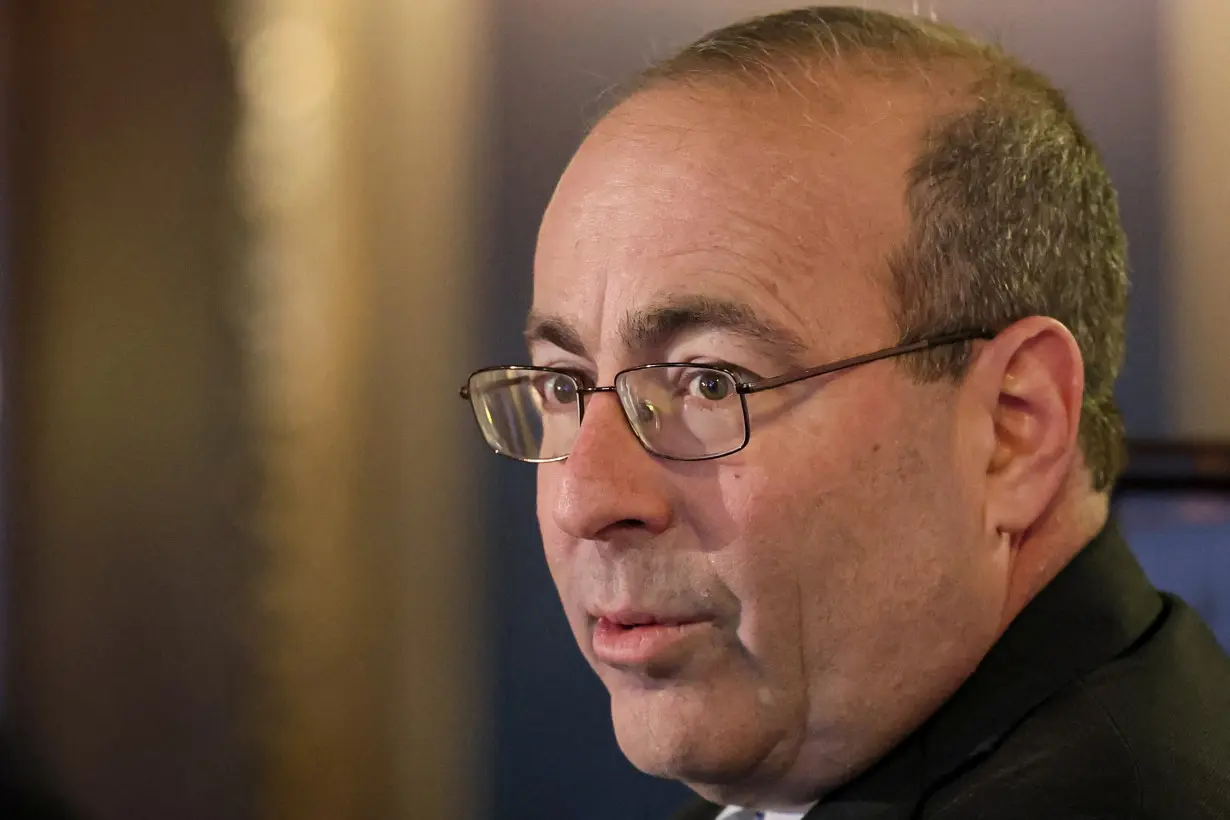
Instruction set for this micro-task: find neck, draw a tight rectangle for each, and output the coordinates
[998,467,1109,632]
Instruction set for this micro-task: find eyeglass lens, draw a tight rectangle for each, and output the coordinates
[466,366,747,461]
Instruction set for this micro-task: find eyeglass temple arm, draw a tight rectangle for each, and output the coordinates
[741,331,993,394]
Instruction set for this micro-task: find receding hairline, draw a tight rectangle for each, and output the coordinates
[590,10,1017,139]
[594,54,988,154]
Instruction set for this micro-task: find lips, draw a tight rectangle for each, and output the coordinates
[590,610,713,668]
[599,611,695,628]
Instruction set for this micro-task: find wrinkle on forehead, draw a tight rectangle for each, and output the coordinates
[533,80,922,358]
[592,83,918,261]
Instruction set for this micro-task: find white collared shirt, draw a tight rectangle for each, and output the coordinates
[714,805,816,820]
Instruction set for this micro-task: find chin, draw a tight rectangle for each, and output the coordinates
[607,674,792,790]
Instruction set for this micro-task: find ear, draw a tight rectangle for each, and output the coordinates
[961,316,1085,538]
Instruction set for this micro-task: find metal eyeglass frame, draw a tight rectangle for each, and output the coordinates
[460,329,993,462]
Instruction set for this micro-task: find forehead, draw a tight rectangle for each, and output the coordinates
[532,79,931,358]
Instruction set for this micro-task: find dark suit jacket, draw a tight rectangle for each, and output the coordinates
[673,524,1230,819]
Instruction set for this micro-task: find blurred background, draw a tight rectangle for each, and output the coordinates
[0,0,1227,819]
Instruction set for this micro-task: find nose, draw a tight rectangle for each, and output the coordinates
[547,391,674,541]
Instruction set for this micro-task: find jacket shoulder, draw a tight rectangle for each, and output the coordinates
[923,680,1143,819]
[927,600,1230,819]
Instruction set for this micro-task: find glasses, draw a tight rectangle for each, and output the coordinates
[460,331,990,462]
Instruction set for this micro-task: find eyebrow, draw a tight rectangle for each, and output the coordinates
[525,295,808,362]
[524,312,588,357]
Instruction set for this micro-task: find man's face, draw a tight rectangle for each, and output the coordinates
[531,83,1009,805]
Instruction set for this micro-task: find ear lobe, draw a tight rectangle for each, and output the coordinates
[978,317,1084,536]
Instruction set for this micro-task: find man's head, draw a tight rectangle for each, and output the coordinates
[526,6,1126,809]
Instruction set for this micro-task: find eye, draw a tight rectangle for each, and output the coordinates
[533,372,580,408]
[685,369,733,402]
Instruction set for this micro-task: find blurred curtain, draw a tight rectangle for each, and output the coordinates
[7,0,486,818]
[233,0,488,818]
[1164,0,1230,438]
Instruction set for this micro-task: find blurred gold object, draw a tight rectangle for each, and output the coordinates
[232,1,485,817]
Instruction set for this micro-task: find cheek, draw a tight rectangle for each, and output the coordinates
[696,404,965,679]
[535,465,555,538]
[693,467,817,684]
[535,466,576,608]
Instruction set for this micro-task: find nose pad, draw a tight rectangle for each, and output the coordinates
[572,390,643,456]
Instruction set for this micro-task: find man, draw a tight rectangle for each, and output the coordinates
[461,6,1230,818]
